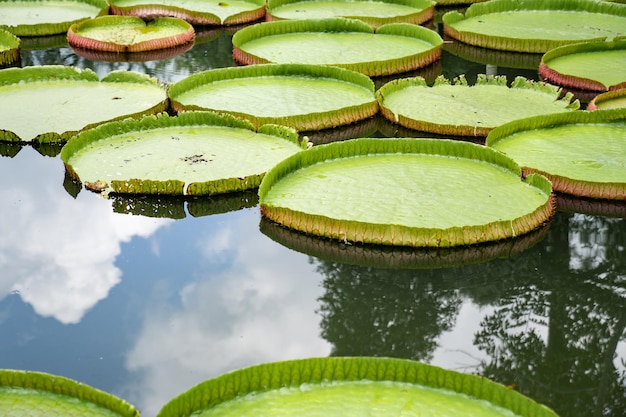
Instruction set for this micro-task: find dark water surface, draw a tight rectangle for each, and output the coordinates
[1,22,625,417]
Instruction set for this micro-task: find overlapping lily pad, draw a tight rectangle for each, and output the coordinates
[588,89,626,110]
[259,138,554,247]
[156,357,559,417]
[61,111,308,196]
[0,0,109,36]
[443,0,626,53]
[168,63,378,131]
[0,369,139,416]
[487,109,626,200]
[232,18,443,76]
[108,0,266,26]
[67,15,195,53]
[377,74,579,137]
[0,65,168,143]
[0,28,19,66]
[266,0,435,28]
[539,40,626,92]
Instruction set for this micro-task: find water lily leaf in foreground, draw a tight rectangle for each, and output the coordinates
[168,63,378,131]
[539,40,626,92]
[0,369,139,417]
[259,138,554,247]
[0,65,168,143]
[108,0,266,26]
[487,109,626,200]
[0,0,109,36]
[266,0,435,28]
[68,15,194,53]
[588,89,626,111]
[377,74,579,137]
[61,111,308,196]
[0,28,19,66]
[156,357,558,417]
[232,17,443,76]
[443,0,626,53]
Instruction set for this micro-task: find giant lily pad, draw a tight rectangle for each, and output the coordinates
[443,0,626,53]
[67,15,195,53]
[266,0,435,28]
[232,18,443,77]
[168,63,378,131]
[61,111,308,196]
[0,0,109,36]
[0,369,138,416]
[539,40,626,92]
[156,357,559,417]
[377,74,579,137]
[0,27,19,66]
[108,0,266,26]
[588,89,626,110]
[486,109,626,200]
[0,65,168,143]
[259,138,554,247]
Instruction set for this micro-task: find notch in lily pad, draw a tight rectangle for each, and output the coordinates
[61,111,309,196]
[259,137,555,247]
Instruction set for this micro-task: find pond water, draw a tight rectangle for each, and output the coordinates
[1,22,625,417]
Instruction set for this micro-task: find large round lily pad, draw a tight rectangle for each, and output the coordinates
[156,357,559,417]
[67,15,195,53]
[266,0,435,28]
[168,63,378,131]
[486,109,626,200]
[108,0,266,26]
[259,138,554,247]
[539,39,626,92]
[61,111,308,196]
[232,17,443,76]
[0,28,19,66]
[443,0,626,53]
[377,74,579,137]
[588,89,626,111]
[0,369,138,416]
[0,65,168,143]
[0,0,109,36]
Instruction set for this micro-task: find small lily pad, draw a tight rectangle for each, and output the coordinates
[259,138,554,247]
[377,74,579,137]
[0,369,138,417]
[539,39,626,92]
[232,17,443,76]
[443,0,626,53]
[0,0,109,36]
[0,65,168,143]
[68,15,195,53]
[0,28,19,66]
[61,111,308,196]
[486,109,626,200]
[588,89,626,110]
[168,63,378,131]
[108,0,266,26]
[156,357,559,417]
[266,0,435,28]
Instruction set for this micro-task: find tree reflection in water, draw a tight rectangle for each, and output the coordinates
[314,212,626,417]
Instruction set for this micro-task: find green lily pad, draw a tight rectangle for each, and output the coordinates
[168,63,378,131]
[0,369,138,417]
[588,89,626,110]
[61,111,308,196]
[259,138,554,247]
[0,28,19,66]
[266,0,435,29]
[70,39,194,62]
[0,65,168,143]
[156,357,559,417]
[377,74,579,137]
[108,0,266,26]
[0,0,109,36]
[232,17,443,77]
[486,109,626,200]
[443,0,626,53]
[67,15,195,53]
[539,40,626,92]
